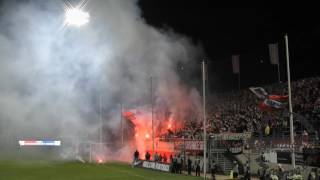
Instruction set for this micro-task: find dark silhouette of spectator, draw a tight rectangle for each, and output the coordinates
[145,151,150,161]
[211,159,217,180]
[134,150,139,161]
[163,154,167,163]
[132,150,139,167]
[158,154,162,162]
[172,155,178,173]
[232,161,239,179]
[244,161,250,180]
[187,157,192,175]
[195,158,200,176]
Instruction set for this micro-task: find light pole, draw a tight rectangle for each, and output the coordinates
[151,76,155,156]
[99,93,102,145]
[202,60,207,179]
[285,34,295,168]
[121,103,124,145]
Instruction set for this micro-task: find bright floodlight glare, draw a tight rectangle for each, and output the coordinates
[65,7,90,27]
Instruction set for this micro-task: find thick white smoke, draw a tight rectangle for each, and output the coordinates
[0,0,203,160]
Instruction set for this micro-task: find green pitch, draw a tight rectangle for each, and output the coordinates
[0,160,202,180]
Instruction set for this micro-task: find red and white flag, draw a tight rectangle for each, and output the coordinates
[258,99,284,112]
[250,87,287,112]
[268,95,288,101]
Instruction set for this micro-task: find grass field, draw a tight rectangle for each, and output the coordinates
[0,160,203,180]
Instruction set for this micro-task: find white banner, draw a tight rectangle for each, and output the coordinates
[269,43,279,65]
[142,161,170,172]
[210,132,251,140]
[19,140,61,146]
[174,140,204,151]
[185,140,203,151]
[229,146,243,154]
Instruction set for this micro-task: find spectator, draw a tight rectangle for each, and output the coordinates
[177,154,182,174]
[145,151,150,161]
[277,164,284,180]
[195,157,201,176]
[158,154,162,162]
[163,154,167,163]
[132,150,139,167]
[211,159,217,180]
[153,152,158,162]
[244,160,250,180]
[232,161,239,179]
[173,155,178,173]
[134,150,139,161]
[187,157,192,175]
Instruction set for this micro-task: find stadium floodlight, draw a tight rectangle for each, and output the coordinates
[65,7,90,27]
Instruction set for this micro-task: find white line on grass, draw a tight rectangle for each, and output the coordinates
[104,166,157,180]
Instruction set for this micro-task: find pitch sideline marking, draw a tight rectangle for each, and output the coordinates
[104,165,156,180]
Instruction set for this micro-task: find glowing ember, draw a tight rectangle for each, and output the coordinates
[145,133,150,139]
[167,124,172,129]
[97,159,103,164]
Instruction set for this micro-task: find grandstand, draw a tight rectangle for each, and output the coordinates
[1,2,320,179]
[152,77,320,179]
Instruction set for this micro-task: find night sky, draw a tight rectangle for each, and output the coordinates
[1,1,319,92]
[138,3,320,92]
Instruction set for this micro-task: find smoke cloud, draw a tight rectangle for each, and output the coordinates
[0,0,203,160]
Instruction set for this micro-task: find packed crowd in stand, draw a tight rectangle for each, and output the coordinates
[164,77,320,142]
[148,77,320,178]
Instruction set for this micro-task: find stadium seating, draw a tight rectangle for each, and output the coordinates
[165,77,320,143]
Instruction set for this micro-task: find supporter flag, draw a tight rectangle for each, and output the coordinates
[249,87,268,99]
[269,43,279,65]
[264,99,283,109]
[250,87,288,101]
[250,87,287,112]
[268,95,288,101]
[258,101,273,112]
[232,55,240,74]
[258,99,284,112]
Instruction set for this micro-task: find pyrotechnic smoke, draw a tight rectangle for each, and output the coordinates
[0,0,203,161]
